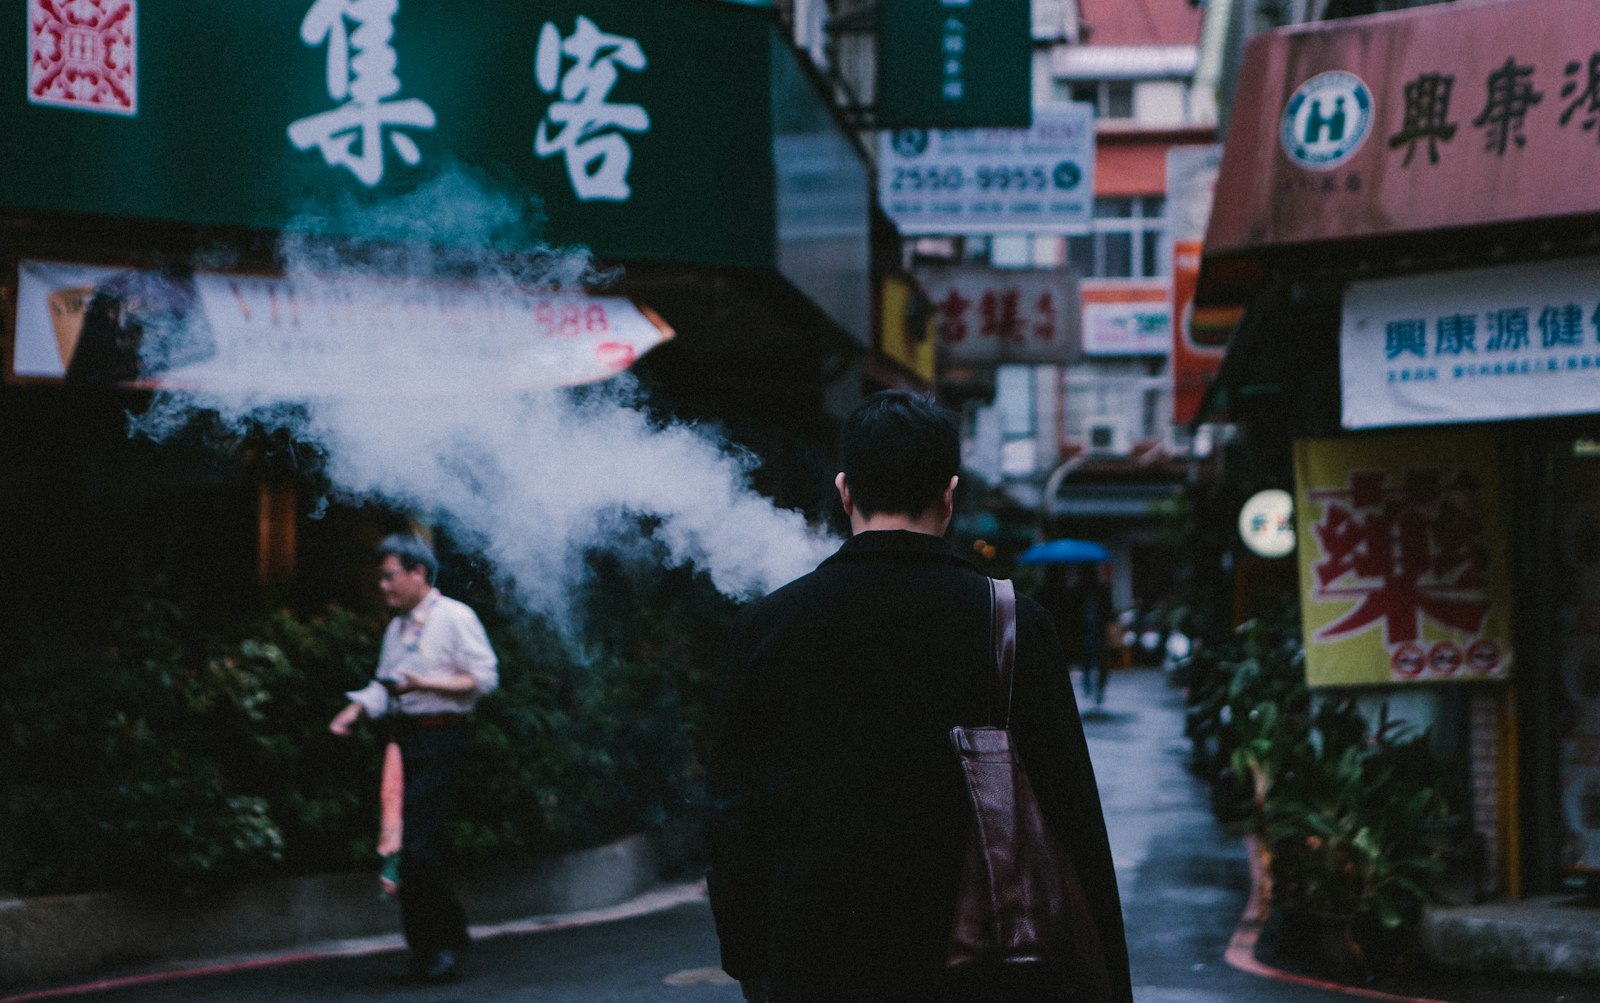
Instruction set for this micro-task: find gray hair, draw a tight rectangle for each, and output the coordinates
[377,533,438,585]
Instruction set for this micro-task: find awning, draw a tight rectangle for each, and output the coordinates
[1204,0,1600,262]
[12,260,673,392]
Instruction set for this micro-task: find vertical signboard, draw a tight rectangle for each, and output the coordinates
[876,0,1031,129]
[1294,430,1514,688]
[1166,145,1231,424]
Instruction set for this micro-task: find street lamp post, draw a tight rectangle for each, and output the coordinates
[1036,453,1090,542]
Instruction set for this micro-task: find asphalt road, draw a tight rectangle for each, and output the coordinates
[11,669,1587,1003]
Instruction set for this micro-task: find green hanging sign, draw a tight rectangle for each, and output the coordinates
[7,1,782,269]
[876,0,1031,129]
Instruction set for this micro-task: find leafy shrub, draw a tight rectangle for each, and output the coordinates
[2,563,733,896]
[1181,602,1308,823]
[1263,702,1458,948]
[1181,602,1462,970]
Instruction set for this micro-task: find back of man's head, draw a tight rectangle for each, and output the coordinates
[838,390,961,518]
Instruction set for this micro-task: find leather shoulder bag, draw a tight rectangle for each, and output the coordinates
[946,577,1113,1000]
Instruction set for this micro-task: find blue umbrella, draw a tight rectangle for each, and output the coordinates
[1016,538,1111,565]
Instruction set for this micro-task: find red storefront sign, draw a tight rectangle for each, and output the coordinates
[1206,0,1600,258]
[918,266,1080,366]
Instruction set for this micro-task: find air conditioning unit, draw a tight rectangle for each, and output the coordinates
[1085,417,1131,456]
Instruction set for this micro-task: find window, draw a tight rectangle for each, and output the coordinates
[996,365,1035,437]
[1059,79,1135,120]
[1065,196,1167,279]
[953,198,1166,277]
[995,365,1037,476]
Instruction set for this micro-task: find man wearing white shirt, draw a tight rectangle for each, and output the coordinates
[331,533,498,985]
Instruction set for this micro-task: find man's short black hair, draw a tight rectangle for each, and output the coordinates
[378,533,439,585]
[838,390,961,518]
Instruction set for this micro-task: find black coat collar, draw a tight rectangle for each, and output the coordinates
[821,530,972,568]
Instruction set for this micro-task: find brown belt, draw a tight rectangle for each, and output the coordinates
[396,712,468,729]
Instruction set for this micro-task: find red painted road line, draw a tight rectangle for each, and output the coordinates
[1224,836,1457,1003]
[0,882,709,1003]
[0,953,337,1003]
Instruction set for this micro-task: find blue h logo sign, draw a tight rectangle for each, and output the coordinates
[1303,96,1347,145]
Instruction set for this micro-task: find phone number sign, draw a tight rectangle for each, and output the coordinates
[876,104,1094,235]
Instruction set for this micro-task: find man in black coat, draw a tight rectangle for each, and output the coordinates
[708,391,1131,1003]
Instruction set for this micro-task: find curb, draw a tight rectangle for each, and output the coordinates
[0,881,710,1003]
[0,833,662,993]
[1223,835,1456,1003]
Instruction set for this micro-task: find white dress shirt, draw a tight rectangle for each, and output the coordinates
[346,590,499,718]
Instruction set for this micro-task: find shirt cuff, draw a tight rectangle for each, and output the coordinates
[346,681,390,718]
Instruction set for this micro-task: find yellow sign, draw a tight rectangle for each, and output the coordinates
[878,274,937,385]
[1294,430,1514,687]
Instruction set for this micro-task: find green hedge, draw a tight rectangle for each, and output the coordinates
[1,565,731,897]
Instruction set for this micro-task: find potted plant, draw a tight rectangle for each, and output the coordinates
[1261,701,1460,974]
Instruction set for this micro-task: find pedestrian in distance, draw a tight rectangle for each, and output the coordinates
[707,390,1131,1003]
[1079,569,1116,708]
[329,533,499,985]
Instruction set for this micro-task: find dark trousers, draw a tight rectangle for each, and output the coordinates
[395,720,470,960]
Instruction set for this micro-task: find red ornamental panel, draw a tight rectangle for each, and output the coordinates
[29,0,136,116]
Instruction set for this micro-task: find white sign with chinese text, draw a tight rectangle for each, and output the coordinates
[1082,298,1170,356]
[11,260,672,391]
[918,266,1079,366]
[876,104,1094,235]
[1342,257,1600,429]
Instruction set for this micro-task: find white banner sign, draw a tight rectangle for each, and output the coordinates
[1342,258,1600,429]
[919,266,1080,365]
[1082,298,1170,356]
[12,260,672,392]
[876,104,1095,235]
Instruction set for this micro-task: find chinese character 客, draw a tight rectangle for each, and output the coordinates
[287,0,437,188]
[1311,469,1491,645]
[534,16,650,202]
[1388,73,1458,166]
[1386,319,1428,360]
[1472,56,1543,155]
[1484,308,1528,351]
[1560,53,1600,139]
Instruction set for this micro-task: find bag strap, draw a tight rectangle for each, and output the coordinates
[989,577,1017,728]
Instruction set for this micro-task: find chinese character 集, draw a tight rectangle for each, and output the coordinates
[287,0,437,187]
